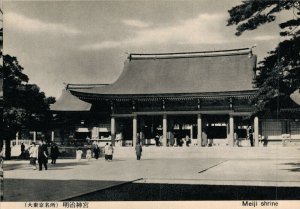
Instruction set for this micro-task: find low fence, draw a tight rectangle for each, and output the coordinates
[55,146,105,159]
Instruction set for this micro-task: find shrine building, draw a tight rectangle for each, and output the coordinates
[50,47,300,147]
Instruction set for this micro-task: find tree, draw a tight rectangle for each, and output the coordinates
[227,0,300,113]
[1,55,55,159]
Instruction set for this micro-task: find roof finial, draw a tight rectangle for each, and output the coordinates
[125,52,132,61]
[63,82,69,90]
[249,44,257,57]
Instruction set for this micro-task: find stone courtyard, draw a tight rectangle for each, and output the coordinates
[3,147,300,201]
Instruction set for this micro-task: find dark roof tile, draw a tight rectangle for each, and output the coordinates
[74,51,257,95]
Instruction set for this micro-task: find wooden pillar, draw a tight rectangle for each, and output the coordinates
[111,117,116,146]
[33,131,36,143]
[133,115,137,146]
[254,116,259,147]
[91,127,99,139]
[162,114,167,147]
[229,116,234,146]
[51,131,54,142]
[16,132,19,145]
[197,114,202,147]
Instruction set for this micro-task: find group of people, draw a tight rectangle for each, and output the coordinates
[28,140,59,171]
[77,142,143,161]
[27,140,144,169]
[76,144,101,161]
[154,133,192,147]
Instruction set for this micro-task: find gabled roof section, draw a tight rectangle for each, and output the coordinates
[290,89,300,105]
[72,48,257,96]
[50,89,91,112]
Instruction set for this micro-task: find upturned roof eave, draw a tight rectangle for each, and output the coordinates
[70,89,258,100]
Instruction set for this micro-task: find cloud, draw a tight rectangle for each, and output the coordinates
[251,35,278,41]
[80,13,231,50]
[5,12,82,36]
[122,19,150,28]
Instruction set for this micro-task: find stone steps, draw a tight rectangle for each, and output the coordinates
[113,146,300,159]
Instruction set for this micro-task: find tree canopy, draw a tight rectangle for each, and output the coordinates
[227,0,300,114]
[1,55,55,158]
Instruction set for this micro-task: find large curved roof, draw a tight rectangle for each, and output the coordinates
[50,90,91,111]
[73,50,257,96]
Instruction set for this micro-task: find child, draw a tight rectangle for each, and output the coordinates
[86,148,92,161]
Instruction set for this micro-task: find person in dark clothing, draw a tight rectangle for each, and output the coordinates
[249,129,254,147]
[155,134,160,146]
[207,126,213,147]
[176,136,181,147]
[135,142,142,160]
[93,144,100,160]
[20,143,25,159]
[38,140,48,171]
[50,143,59,164]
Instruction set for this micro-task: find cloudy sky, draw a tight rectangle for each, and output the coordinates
[4,0,290,98]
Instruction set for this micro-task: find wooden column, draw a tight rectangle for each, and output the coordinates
[111,117,116,146]
[133,115,137,146]
[33,131,36,143]
[162,114,167,147]
[254,116,259,147]
[51,131,54,142]
[229,116,234,146]
[16,132,19,145]
[197,114,202,146]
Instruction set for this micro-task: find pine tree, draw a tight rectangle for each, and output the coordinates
[227,0,300,113]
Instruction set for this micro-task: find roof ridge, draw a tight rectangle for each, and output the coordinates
[129,47,253,60]
[66,83,109,90]
[130,52,253,60]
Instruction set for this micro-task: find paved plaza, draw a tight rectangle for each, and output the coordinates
[3,147,300,201]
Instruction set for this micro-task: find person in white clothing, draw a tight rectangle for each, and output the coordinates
[86,148,92,161]
[104,143,109,161]
[29,142,38,170]
[106,144,114,161]
[76,148,83,161]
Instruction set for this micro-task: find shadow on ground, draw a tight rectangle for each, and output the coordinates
[3,179,129,201]
[281,162,300,172]
[67,182,300,201]
[4,161,90,171]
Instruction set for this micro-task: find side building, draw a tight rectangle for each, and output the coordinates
[51,48,300,147]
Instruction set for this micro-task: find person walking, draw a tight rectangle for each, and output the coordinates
[93,144,100,160]
[107,144,114,161]
[135,142,142,160]
[20,143,25,159]
[38,140,48,171]
[50,143,59,164]
[104,143,109,161]
[248,127,254,147]
[29,142,38,170]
